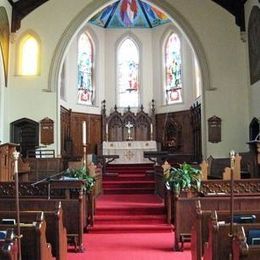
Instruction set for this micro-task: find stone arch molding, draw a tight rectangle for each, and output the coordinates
[48,0,211,93]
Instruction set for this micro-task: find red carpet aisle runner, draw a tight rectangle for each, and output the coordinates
[68,164,191,260]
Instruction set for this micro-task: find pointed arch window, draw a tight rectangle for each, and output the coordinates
[164,32,182,105]
[77,32,95,105]
[117,37,140,107]
[18,33,40,76]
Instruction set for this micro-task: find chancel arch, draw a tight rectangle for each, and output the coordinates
[49,0,210,93]
[52,0,208,156]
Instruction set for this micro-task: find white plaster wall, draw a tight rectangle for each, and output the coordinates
[169,0,249,157]
[0,0,12,143]
[245,0,260,120]
[6,0,249,157]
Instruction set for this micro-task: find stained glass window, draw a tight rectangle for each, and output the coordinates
[77,32,94,105]
[164,33,182,105]
[117,38,139,107]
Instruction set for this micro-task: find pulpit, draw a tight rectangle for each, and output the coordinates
[0,143,18,181]
[103,141,157,164]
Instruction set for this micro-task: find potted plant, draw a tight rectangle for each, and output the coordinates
[164,162,201,196]
[64,166,95,193]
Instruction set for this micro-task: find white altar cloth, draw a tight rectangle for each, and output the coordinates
[102,141,157,164]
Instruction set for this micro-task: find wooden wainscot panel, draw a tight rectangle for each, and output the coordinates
[40,117,54,145]
[208,116,221,143]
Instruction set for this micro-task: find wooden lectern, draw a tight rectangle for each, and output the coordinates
[0,143,18,181]
[0,143,30,181]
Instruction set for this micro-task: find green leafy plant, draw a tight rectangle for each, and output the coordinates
[164,162,201,194]
[64,166,95,193]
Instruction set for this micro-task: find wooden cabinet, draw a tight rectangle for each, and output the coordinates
[0,143,18,181]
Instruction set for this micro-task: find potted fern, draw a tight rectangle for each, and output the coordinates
[64,166,95,193]
[164,162,201,196]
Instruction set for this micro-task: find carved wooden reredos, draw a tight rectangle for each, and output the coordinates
[101,100,156,142]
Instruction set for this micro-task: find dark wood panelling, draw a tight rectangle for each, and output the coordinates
[156,110,193,157]
[61,109,101,159]
[191,102,202,162]
[60,106,72,158]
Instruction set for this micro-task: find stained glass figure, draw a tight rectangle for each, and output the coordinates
[117,38,139,107]
[89,0,170,28]
[77,33,94,105]
[165,33,182,104]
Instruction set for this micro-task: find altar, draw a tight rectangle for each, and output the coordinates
[102,141,157,164]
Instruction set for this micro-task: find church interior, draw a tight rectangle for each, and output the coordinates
[0,0,260,259]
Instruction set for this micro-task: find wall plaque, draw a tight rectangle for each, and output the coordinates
[208,116,221,143]
[40,117,54,145]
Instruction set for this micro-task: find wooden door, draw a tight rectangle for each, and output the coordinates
[10,118,39,158]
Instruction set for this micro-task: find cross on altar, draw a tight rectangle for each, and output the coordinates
[125,121,134,140]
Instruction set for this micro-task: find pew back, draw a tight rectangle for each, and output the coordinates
[233,226,260,260]
[204,220,260,260]
[0,209,67,260]
[174,195,260,250]
[0,229,17,260]
[191,207,260,260]
[0,197,83,252]
[0,214,53,260]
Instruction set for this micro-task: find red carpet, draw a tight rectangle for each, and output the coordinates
[68,164,191,259]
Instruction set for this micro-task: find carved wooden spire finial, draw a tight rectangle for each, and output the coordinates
[101,100,106,115]
[151,99,155,114]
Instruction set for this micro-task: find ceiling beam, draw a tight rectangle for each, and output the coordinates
[212,0,247,31]
[11,0,49,32]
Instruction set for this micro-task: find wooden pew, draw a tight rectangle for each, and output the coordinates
[0,212,53,260]
[233,226,260,260]
[0,180,93,230]
[203,212,260,260]
[206,153,254,179]
[0,229,18,260]
[0,197,84,252]
[173,195,260,251]
[191,201,260,260]
[0,207,67,260]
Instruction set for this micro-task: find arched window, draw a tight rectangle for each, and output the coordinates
[77,32,94,105]
[18,33,40,76]
[117,37,140,107]
[164,32,182,105]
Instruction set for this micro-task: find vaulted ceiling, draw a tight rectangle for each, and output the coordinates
[7,0,247,32]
